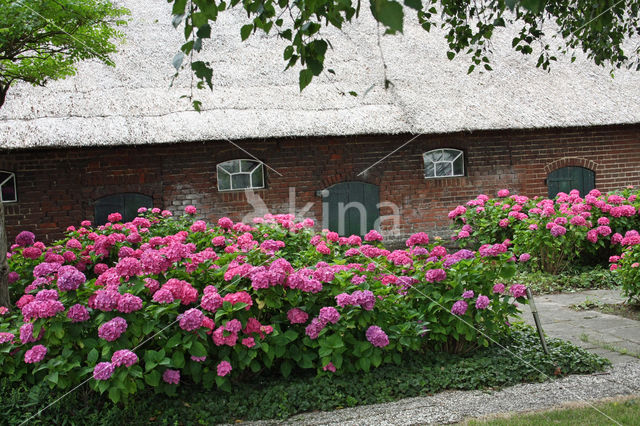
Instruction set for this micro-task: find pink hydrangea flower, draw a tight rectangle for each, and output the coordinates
[117,293,143,313]
[475,295,490,309]
[217,361,232,377]
[287,308,309,324]
[0,332,14,344]
[364,230,383,242]
[15,231,36,247]
[509,284,527,298]
[107,212,122,223]
[190,220,206,232]
[98,317,128,342]
[185,205,197,215]
[425,269,446,283]
[24,345,47,363]
[152,289,175,304]
[218,217,233,229]
[111,350,138,367]
[316,243,331,255]
[8,271,19,284]
[406,232,430,247]
[550,225,567,237]
[451,300,468,315]
[23,247,42,259]
[56,265,86,292]
[497,189,510,197]
[462,290,474,299]
[518,253,531,262]
[318,307,340,324]
[93,290,120,312]
[163,369,180,384]
[323,362,337,372]
[305,318,325,339]
[241,337,256,348]
[365,325,389,347]
[67,304,90,322]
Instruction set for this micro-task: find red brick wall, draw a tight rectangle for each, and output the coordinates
[1,124,639,243]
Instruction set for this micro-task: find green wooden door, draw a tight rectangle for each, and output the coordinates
[321,182,379,236]
[95,193,153,225]
[547,167,595,198]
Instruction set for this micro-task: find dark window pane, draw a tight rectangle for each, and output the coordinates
[424,162,435,177]
[241,160,259,172]
[218,170,231,190]
[231,174,250,189]
[453,155,464,175]
[430,150,443,162]
[0,172,16,202]
[442,149,458,162]
[251,166,264,188]
[435,162,452,176]
[220,160,240,173]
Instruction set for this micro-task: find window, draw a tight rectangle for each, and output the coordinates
[217,159,265,191]
[423,149,464,178]
[0,171,17,203]
[94,193,153,225]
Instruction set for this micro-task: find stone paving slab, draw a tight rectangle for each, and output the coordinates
[523,289,640,364]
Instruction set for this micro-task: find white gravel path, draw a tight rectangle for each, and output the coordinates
[242,361,639,425]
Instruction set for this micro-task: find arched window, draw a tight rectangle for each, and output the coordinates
[423,149,464,178]
[0,171,17,203]
[94,193,153,225]
[547,167,595,198]
[217,159,265,191]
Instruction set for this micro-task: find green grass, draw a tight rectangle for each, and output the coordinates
[0,326,610,426]
[465,396,640,425]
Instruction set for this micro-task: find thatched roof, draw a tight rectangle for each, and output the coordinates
[1,0,640,149]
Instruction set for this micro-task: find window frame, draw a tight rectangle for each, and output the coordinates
[423,149,465,179]
[216,159,266,192]
[0,171,17,203]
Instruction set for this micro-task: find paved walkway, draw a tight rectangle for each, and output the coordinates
[243,289,640,425]
[524,289,640,365]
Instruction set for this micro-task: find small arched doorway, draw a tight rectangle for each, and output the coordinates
[320,181,380,236]
[547,166,595,198]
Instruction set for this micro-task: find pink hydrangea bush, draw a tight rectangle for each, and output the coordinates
[449,187,640,274]
[610,229,640,302]
[0,209,526,402]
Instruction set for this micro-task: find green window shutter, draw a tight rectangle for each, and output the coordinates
[95,193,153,225]
[547,167,595,198]
[322,182,380,237]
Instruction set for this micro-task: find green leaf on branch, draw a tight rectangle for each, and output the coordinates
[370,0,404,34]
[241,24,253,41]
[299,69,313,91]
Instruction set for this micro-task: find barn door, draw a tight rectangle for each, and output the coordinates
[547,167,595,198]
[321,181,379,236]
[95,193,153,225]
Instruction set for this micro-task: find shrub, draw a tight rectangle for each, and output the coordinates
[0,326,610,425]
[610,230,640,302]
[1,208,528,402]
[450,187,640,273]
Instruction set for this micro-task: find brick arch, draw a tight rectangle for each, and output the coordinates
[543,157,602,174]
[320,170,382,189]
